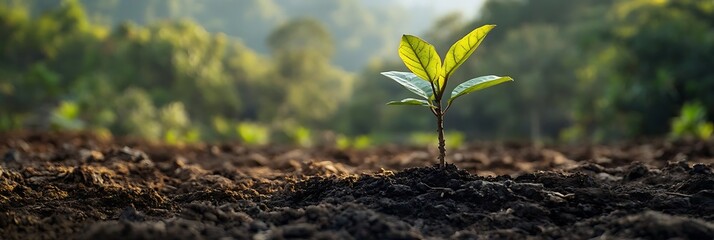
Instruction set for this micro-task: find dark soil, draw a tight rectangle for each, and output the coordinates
[1,132,713,239]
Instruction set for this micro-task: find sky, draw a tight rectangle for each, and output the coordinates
[395,0,487,20]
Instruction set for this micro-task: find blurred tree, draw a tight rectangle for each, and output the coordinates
[334,60,432,137]
[574,0,714,140]
[5,0,712,144]
[268,18,333,58]
[0,1,256,142]
[0,0,99,130]
[273,0,405,70]
[670,102,713,140]
[194,0,283,53]
[423,12,466,52]
[113,88,161,140]
[265,18,353,130]
[480,25,576,143]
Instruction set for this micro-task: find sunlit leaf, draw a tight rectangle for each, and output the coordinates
[436,75,445,92]
[398,35,442,83]
[386,98,432,107]
[381,71,434,100]
[448,75,513,105]
[443,25,495,79]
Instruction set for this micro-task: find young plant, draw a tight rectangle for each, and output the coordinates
[382,25,513,167]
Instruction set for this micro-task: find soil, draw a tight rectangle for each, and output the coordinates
[1,132,713,239]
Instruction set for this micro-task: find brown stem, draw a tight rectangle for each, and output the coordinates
[435,102,446,167]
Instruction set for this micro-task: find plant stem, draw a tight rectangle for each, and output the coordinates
[435,102,446,167]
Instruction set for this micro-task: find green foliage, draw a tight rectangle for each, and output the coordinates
[268,17,333,58]
[386,98,431,107]
[384,25,513,165]
[3,0,714,144]
[448,75,513,106]
[387,28,513,108]
[50,100,84,130]
[381,71,433,100]
[288,126,312,147]
[572,0,714,140]
[0,2,353,144]
[410,131,465,149]
[398,35,441,84]
[114,88,161,140]
[237,122,270,146]
[159,102,199,144]
[336,134,372,150]
[670,102,713,140]
[442,25,494,80]
[489,24,575,143]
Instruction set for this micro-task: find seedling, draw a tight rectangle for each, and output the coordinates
[382,25,513,167]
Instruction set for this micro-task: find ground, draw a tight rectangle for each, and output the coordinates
[1,132,713,239]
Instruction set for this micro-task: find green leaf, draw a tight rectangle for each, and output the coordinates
[443,25,496,79]
[386,98,432,107]
[398,35,442,83]
[381,71,434,100]
[448,75,513,105]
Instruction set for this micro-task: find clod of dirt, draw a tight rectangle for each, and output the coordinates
[80,149,105,162]
[625,163,650,181]
[607,211,714,239]
[3,149,21,162]
[113,146,150,162]
[119,205,146,222]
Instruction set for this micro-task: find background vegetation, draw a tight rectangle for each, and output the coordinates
[1,0,713,145]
